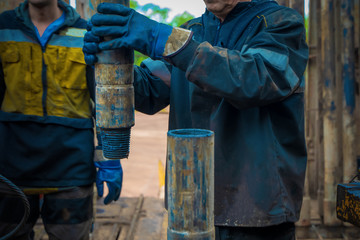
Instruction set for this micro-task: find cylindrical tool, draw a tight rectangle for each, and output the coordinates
[167,129,215,240]
[94,0,134,160]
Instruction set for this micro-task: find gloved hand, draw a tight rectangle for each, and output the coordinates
[89,2,173,60]
[94,156,123,205]
[83,21,101,65]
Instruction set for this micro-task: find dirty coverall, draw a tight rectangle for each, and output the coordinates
[134,0,308,238]
[0,1,95,239]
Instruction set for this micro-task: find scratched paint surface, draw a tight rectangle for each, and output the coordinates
[96,86,134,128]
[95,64,134,128]
[95,64,133,85]
[167,129,215,240]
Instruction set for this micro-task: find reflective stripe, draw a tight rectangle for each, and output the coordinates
[0,28,87,47]
[0,29,37,43]
[243,47,300,90]
[58,27,87,37]
[48,34,85,48]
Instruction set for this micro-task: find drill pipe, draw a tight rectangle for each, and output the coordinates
[93,0,134,160]
[167,129,215,240]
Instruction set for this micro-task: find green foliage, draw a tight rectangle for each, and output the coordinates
[129,0,195,66]
[129,0,138,9]
[170,11,194,27]
[140,3,170,23]
[134,51,147,66]
[304,16,309,42]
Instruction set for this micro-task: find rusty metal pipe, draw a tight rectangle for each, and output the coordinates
[93,0,134,159]
[315,0,325,220]
[321,0,342,226]
[167,129,215,240]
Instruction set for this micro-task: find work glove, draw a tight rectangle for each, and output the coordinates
[89,2,173,60]
[83,21,101,65]
[94,148,123,205]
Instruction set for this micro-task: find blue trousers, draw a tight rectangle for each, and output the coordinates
[0,185,93,240]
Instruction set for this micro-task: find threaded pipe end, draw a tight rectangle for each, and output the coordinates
[100,128,131,159]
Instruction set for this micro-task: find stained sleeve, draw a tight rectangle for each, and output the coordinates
[86,65,96,118]
[168,8,309,109]
[133,62,170,115]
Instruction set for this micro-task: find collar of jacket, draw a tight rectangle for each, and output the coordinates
[14,0,80,32]
[205,0,277,23]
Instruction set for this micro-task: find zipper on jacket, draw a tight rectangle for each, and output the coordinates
[213,21,222,46]
[41,47,48,117]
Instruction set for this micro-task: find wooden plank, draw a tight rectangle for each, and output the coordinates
[133,197,165,240]
[91,223,122,240]
[125,195,144,240]
[160,211,168,240]
[93,197,139,240]
[33,224,47,240]
[16,196,360,240]
[117,225,130,240]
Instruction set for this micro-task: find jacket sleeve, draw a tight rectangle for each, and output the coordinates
[133,61,171,115]
[86,65,96,119]
[169,8,309,109]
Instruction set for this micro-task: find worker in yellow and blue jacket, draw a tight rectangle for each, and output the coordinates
[0,1,123,239]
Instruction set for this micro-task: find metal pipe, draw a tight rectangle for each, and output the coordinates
[76,0,94,20]
[321,0,343,226]
[315,0,325,221]
[290,0,304,17]
[356,0,360,165]
[341,0,357,183]
[276,0,289,7]
[167,129,215,240]
[92,0,134,160]
[296,1,318,226]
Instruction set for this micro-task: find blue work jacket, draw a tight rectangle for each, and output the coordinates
[134,0,308,227]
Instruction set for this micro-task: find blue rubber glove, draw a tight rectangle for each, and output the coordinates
[94,158,123,205]
[83,21,101,65]
[90,2,173,60]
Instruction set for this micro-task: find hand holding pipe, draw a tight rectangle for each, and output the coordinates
[83,2,193,64]
[90,3,173,60]
[83,1,193,159]
[90,0,134,160]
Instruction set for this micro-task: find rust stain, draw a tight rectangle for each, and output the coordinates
[167,129,215,239]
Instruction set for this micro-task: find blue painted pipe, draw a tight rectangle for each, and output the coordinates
[94,0,134,160]
[167,129,215,240]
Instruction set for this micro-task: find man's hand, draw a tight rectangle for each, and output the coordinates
[83,21,101,65]
[94,155,123,205]
[89,2,173,60]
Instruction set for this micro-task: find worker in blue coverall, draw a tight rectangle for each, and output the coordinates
[83,0,309,239]
[0,0,122,239]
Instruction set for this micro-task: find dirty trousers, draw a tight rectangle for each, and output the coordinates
[0,185,93,240]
